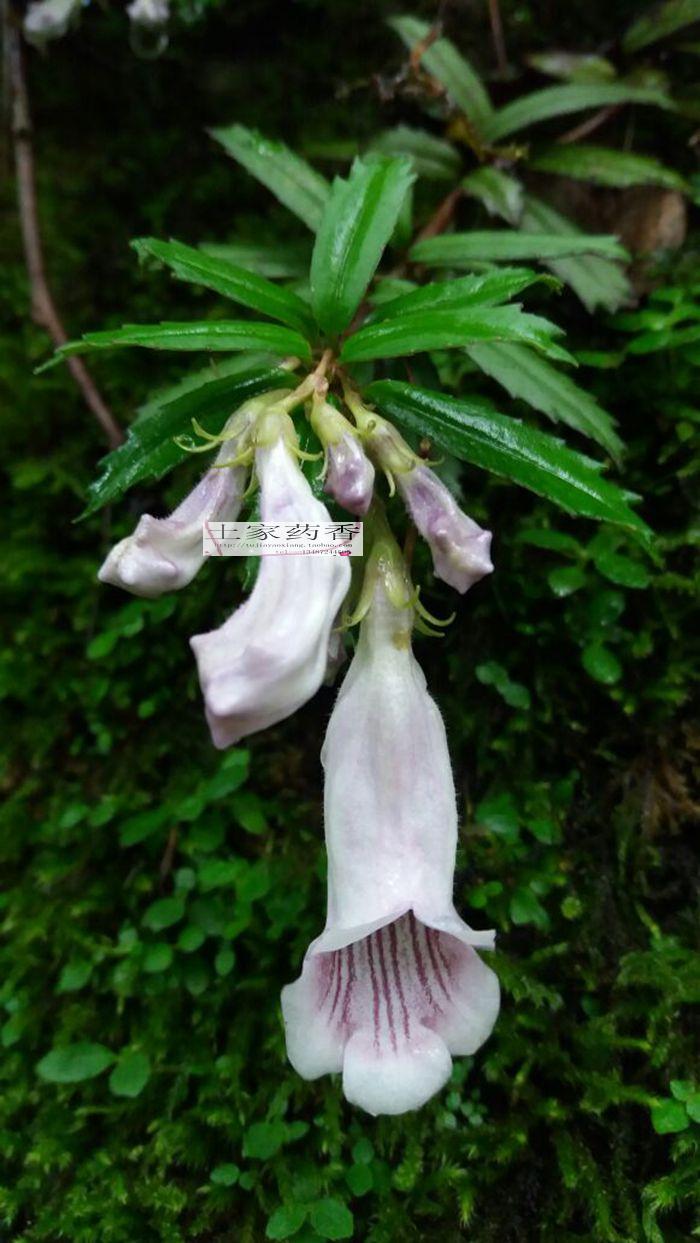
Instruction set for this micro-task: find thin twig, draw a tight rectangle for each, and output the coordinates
[488,0,508,76]
[557,104,620,145]
[4,5,124,449]
[415,185,463,243]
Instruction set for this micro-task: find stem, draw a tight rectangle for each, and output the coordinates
[4,4,124,450]
[488,0,508,76]
[557,104,620,145]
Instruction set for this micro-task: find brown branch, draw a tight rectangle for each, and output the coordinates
[4,6,124,449]
[415,185,463,243]
[557,104,621,145]
[488,0,508,77]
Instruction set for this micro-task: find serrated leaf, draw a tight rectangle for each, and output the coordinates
[37,1042,115,1084]
[108,1051,151,1098]
[463,168,524,224]
[132,238,315,335]
[389,15,493,132]
[342,305,573,364]
[366,380,652,544]
[529,145,688,192]
[199,240,311,280]
[310,156,414,335]
[625,0,700,52]
[482,82,673,143]
[367,269,554,324]
[369,125,461,180]
[467,342,624,458]
[82,359,293,517]
[411,230,627,266]
[522,197,631,313]
[210,124,330,231]
[42,320,311,371]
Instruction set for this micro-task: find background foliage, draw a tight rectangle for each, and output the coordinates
[1,1,699,1240]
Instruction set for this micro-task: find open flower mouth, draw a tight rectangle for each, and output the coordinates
[283,910,499,1117]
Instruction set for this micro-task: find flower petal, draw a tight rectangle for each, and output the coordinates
[397,465,493,594]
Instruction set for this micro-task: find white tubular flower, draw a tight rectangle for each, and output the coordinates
[190,412,351,749]
[24,0,82,46]
[127,0,169,27]
[397,465,493,595]
[98,395,271,599]
[310,398,375,516]
[282,584,499,1116]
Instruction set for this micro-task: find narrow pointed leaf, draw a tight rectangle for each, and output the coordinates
[482,83,673,143]
[467,342,624,459]
[625,0,700,51]
[529,145,689,191]
[199,240,311,280]
[211,124,330,232]
[366,380,651,545]
[389,15,493,132]
[341,306,573,364]
[41,320,311,371]
[132,238,315,335]
[522,196,631,313]
[310,156,415,336]
[82,359,294,516]
[367,268,556,323]
[463,168,524,224]
[368,125,461,180]
[411,231,628,266]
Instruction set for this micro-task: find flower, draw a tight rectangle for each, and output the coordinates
[190,412,351,748]
[127,0,169,27]
[397,465,493,594]
[310,397,375,516]
[23,0,82,46]
[97,395,267,599]
[345,395,492,594]
[282,582,499,1115]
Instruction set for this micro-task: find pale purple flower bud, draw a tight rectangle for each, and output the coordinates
[309,398,375,516]
[190,434,351,749]
[282,586,499,1116]
[397,465,493,594]
[24,0,81,45]
[98,456,245,599]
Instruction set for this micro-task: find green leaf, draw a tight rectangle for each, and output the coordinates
[482,82,673,143]
[548,565,587,596]
[310,156,415,336]
[342,306,572,364]
[521,197,631,314]
[132,238,315,335]
[82,359,293,516]
[142,895,185,932]
[529,145,689,192]
[686,1093,700,1123]
[369,126,461,181]
[308,1198,354,1241]
[266,1206,308,1240]
[37,1042,115,1084]
[581,643,622,684]
[592,548,651,588]
[411,230,627,267]
[142,943,174,973]
[243,1120,288,1160]
[625,0,700,52]
[650,1098,691,1134]
[56,959,93,993]
[510,888,549,929]
[368,269,554,323]
[43,320,311,370]
[210,124,330,231]
[345,1163,373,1195]
[467,342,624,458]
[108,1051,151,1098]
[476,660,532,708]
[210,1164,240,1187]
[366,380,652,544]
[389,15,493,132]
[199,240,311,280]
[463,168,524,225]
[527,51,617,83]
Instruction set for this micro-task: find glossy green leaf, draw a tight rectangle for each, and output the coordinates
[467,342,624,458]
[530,145,688,191]
[210,124,330,231]
[310,156,415,335]
[389,15,493,132]
[43,320,311,370]
[199,240,311,280]
[37,1042,115,1084]
[482,82,673,143]
[366,380,652,544]
[581,643,622,684]
[522,197,631,313]
[368,269,555,324]
[650,1098,691,1133]
[341,305,573,364]
[625,0,700,51]
[108,1051,151,1098]
[132,238,315,335]
[82,359,293,516]
[369,125,461,180]
[463,168,524,224]
[411,230,627,267]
